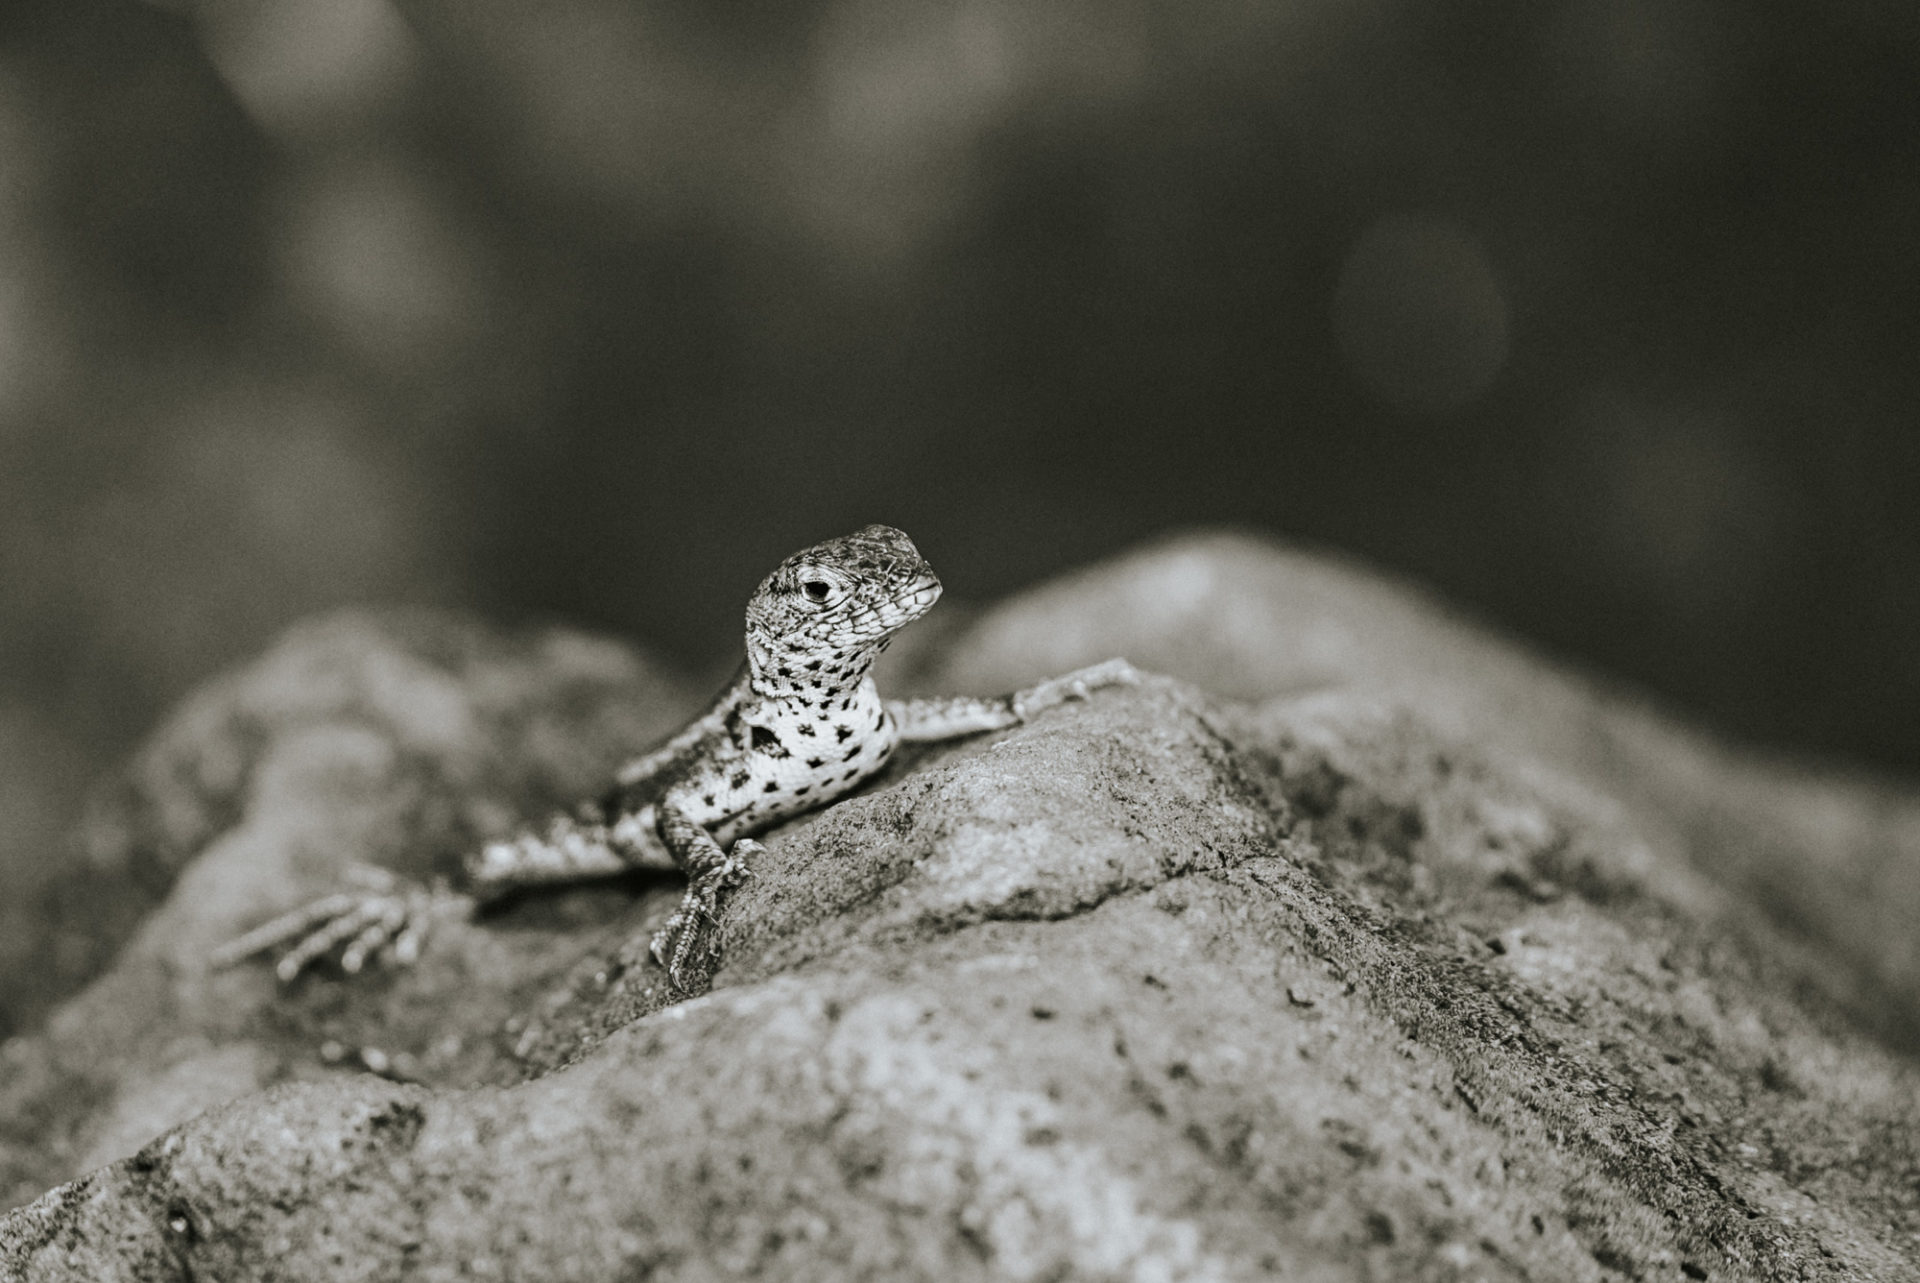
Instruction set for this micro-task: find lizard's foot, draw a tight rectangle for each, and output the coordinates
[648,840,764,986]
[211,864,473,983]
[1012,658,1141,721]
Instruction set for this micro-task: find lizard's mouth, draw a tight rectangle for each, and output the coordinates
[903,575,942,613]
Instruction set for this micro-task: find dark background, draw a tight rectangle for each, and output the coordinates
[1,0,1916,921]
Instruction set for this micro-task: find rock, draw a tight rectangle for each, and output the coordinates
[932,531,1920,1045]
[4,534,1918,1281]
[2,611,701,1042]
[0,610,699,1211]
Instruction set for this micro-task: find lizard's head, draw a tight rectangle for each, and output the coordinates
[746,524,942,660]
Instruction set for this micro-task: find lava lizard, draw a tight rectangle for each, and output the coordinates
[213,524,1137,988]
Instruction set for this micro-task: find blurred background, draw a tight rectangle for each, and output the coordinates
[1,0,1916,965]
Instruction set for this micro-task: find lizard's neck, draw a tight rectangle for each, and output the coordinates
[745,632,889,703]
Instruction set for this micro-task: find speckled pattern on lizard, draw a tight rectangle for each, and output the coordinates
[212,524,1138,989]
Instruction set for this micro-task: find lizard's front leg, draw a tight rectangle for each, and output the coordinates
[887,658,1141,742]
[648,801,764,986]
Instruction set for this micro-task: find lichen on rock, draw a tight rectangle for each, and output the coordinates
[4,534,1918,1281]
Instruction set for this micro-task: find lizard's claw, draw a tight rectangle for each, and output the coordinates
[710,841,762,886]
[212,866,473,983]
[1013,657,1141,721]
[648,841,765,986]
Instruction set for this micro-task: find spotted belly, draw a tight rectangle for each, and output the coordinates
[671,705,898,844]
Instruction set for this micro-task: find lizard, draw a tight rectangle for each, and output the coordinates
[212,524,1138,989]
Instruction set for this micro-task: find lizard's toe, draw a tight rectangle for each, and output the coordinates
[648,921,678,970]
[649,867,744,984]
[713,844,762,886]
[650,896,700,966]
[215,875,472,982]
[339,902,406,974]
[649,917,703,985]
[274,902,386,983]
[390,914,431,966]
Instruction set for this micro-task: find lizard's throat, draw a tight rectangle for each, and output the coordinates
[746,634,887,700]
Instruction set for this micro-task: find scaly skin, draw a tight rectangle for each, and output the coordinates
[213,525,1138,988]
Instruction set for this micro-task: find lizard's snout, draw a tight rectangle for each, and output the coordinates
[904,572,942,609]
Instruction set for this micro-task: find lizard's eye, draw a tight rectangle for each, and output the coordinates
[802,580,833,604]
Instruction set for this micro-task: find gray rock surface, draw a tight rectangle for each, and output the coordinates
[4,533,1918,1281]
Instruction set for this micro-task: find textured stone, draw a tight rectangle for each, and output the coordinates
[4,535,1918,1281]
[0,610,698,1212]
